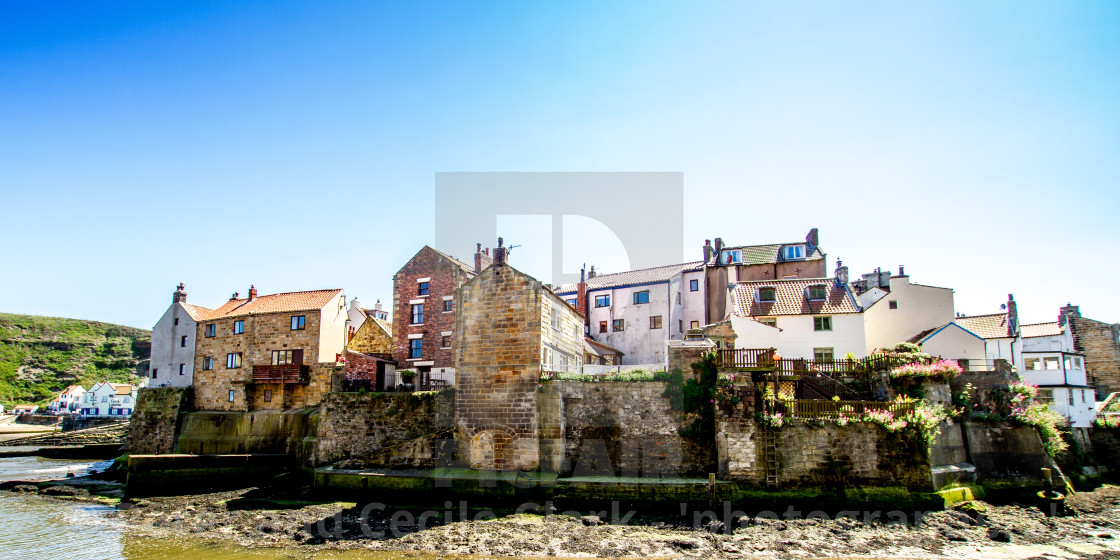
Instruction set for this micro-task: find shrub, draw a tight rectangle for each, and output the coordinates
[890,359,963,381]
[1094,416,1120,428]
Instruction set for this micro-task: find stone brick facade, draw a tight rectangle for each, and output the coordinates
[347,318,392,355]
[453,261,583,471]
[1066,313,1120,397]
[392,246,475,374]
[193,304,341,412]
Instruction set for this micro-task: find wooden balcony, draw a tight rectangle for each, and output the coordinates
[252,364,310,384]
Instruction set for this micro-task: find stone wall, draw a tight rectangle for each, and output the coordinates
[1090,427,1120,473]
[315,390,454,468]
[346,318,392,355]
[175,409,319,466]
[717,419,932,489]
[667,339,715,377]
[962,421,1051,481]
[538,380,708,477]
[1069,315,1120,397]
[127,387,190,455]
[454,262,543,471]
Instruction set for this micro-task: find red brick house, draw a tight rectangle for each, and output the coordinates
[392,245,482,386]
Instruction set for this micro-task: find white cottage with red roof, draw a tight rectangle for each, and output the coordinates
[79,382,137,417]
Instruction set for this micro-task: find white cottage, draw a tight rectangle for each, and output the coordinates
[1021,321,1097,429]
[80,382,138,418]
[149,283,214,388]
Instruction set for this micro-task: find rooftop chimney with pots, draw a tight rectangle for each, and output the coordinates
[588,266,596,279]
[703,239,713,263]
[1007,294,1019,335]
[897,266,906,277]
[834,259,849,287]
[492,237,507,265]
[1058,303,1081,326]
[230,292,240,301]
[172,283,187,304]
[576,265,588,325]
[248,285,258,301]
[714,237,724,265]
[475,242,494,273]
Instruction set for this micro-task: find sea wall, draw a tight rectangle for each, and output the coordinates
[127,387,191,455]
[717,418,932,490]
[314,390,455,468]
[175,408,318,466]
[538,380,708,477]
[961,421,1051,481]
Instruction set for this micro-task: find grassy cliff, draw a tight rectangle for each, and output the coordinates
[0,313,150,408]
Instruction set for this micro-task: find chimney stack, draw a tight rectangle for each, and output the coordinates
[1058,303,1081,326]
[588,265,596,279]
[1006,294,1019,334]
[834,259,849,287]
[493,237,508,265]
[806,228,819,249]
[230,292,240,301]
[577,265,588,327]
[714,238,724,264]
[475,242,493,273]
[898,266,906,277]
[248,285,258,301]
[172,283,187,304]
[703,239,713,263]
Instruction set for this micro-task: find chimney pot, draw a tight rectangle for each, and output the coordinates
[493,238,508,265]
[231,292,239,301]
[248,285,258,301]
[172,283,188,304]
[898,266,905,276]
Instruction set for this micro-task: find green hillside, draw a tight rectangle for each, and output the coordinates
[0,313,150,409]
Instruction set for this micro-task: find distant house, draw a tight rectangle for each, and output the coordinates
[1021,320,1097,429]
[907,323,988,369]
[55,385,85,414]
[80,382,137,417]
[1059,304,1120,399]
[12,404,39,415]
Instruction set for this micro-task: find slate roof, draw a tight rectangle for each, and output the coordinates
[584,337,624,357]
[731,278,859,317]
[205,289,344,320]
[430,247,477,276]
[1022,322,1063,338]
[953,313,1015,339]
[708,242,825,266]
[576,261,705,291]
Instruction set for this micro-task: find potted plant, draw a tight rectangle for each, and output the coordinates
[398,369,417,391]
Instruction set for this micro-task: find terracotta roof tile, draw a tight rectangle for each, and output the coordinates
[179,303,214,321]
[203,289,344,320]
[953,313,1014,339]
[1022,322,1063,338]
[731,278,859,317]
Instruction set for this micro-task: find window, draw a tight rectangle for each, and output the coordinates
[1073,357,1084,370]
[566,298,577,306]
[807,285,827,301]
[264,390,272,403]
[123,397,130,403]
[783,245,805,259]
[759,287,776,302]
[690,320,699,329]
[205,324,216,338]
[179,364,185,375]
[1082,390,1087,403]
[634,291,650,304]
[889,300,899,310]
[418,282,429,296]
[441,335,451,348]
[291,315,306,330]
[226,352,242,369]
[758,317,777,327]
[411,304,424,324]
[272,350,294,365]
[233,320,245,334]
[1068,390,1075,406]
[1036,389,1054,404]
[443,300,453,312]
[1064,356,1072,371]
[814,348,835,362]
[613,319,625,332]
[676,292,681,304]
[102,396,108,403]
[1043,357,1060,370]
[690,279,699,292]
[203,357,213,371]
[1025,358,1041,370]
[228,390,235,403]
[180,335,188,347]
[599,321,608,333]
[410,339,422,359]
[650,315,663,329]
[814,316,832,331]
[573,324,581,340]
[174,318,179,326]
[152,368,158,379]
[551,307,562,330]
[595,295,610,307]
[722,250,742,264]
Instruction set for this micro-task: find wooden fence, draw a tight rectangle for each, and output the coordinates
[780,399,915,419]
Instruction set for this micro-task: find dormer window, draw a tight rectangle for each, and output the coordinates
[783,245,805,260]
[807,285,827,301]
[722,250,742,265]
[758,287,776,302]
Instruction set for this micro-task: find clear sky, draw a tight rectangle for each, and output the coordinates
[2,1,1118,329]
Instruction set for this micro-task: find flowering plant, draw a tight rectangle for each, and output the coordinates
[890,359,963,380]
[1009,401,1069,457]
[756,411,785,429]
[903,402,950,444]
[861,408,908,431]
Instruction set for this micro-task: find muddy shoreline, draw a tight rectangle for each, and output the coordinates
[8,477,1120,559]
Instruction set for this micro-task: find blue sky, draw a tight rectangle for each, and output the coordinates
[1,1,1118,329]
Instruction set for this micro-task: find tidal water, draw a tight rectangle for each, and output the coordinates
[0,451,438,560]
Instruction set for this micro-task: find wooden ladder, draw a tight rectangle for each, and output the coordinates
[763,429,779,489]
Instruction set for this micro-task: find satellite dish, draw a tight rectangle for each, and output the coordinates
[1000,304,1007,310]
